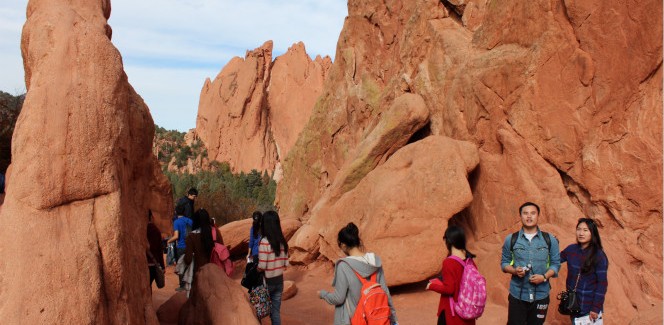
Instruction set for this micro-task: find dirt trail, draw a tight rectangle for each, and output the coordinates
[152,260,504,324]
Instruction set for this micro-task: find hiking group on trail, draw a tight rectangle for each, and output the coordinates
[148,191,608,325]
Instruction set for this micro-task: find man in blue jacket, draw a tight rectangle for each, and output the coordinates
[501,202,561,325]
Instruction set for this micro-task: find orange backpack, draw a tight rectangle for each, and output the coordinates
[350,270,391,325]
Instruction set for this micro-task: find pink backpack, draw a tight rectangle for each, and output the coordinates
[447,256,486,319]
[210,229,233,277]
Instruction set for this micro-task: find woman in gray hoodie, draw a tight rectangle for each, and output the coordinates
[318,222,398,325]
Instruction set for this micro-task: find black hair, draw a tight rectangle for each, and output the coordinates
[188,188,198,196]
[175,203,186,216]
[251,211,263,237]
[148,209,153,222]
[337,222,362,249]
[261,210,288,256]
[577,218,605,274]
[193,209,214,257]
[444,225,476,259]
[519,202,540,215]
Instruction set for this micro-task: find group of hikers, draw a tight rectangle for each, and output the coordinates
[148,191,608,325]
[318,201,607,325]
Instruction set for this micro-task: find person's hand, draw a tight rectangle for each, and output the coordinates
[589,311,599,321]
[528,274,545,284]
[316,290,322,298]
[515,266,526,278]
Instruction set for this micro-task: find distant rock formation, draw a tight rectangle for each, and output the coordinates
[196,41,332,175]
[0,1,160,323]
[277,0,662,323]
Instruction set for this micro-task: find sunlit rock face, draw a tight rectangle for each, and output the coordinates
[0,0,160,323]
[196,41,331,175]
[276,0,662,323]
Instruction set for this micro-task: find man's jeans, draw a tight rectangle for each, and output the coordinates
[267,281,283,325]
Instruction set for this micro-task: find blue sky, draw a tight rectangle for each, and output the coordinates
[0,0,347,131]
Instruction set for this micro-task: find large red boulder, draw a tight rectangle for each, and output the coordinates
[178,264,259,325]
[0,0,160,324]
[277,0,662,323]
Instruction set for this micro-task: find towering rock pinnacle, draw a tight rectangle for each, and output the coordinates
[0,0,159,323]
[196,41,332,175]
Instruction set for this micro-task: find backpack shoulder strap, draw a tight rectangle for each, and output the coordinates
[509,231,520,251]
[211,228,217,241]
[447,255,466,267]
[542,231,551,250]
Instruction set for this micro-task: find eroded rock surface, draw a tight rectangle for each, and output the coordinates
[178,264,259,325]
[277,0,662,323]
[196,41,331,174]
[0,0,160,323]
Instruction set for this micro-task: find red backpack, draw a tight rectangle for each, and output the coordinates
[350,270,391,325]
[210,229,233,277]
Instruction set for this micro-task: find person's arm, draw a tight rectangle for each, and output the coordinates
[167,230,179,244]
[427,259,461,295]
[591,250,609,319]
[248,228,255,257]
[501,234,526,277]
[257,239,269,271]
[547,235,561,278]
[377,266,398,324]
[319,263,350,306]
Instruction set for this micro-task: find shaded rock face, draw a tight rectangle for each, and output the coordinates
[0,1,159,324]
[196,41,332,174]
[178,264,259,325]
[277,0,662,323]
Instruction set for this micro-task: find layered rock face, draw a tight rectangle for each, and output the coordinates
[0,0,160,323]
[277,0,662,323]
[196,41,332,174]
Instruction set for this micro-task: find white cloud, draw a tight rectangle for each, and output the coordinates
[0,0,347,131]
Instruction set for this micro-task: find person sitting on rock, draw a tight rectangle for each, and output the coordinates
[317,222,399,325]
[184,209,224,291]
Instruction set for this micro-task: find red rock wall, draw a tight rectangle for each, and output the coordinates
[196,41,331,174]
[0,0,159,323]
[277,0,662,323]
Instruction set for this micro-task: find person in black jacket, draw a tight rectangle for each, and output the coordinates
[175,187,198,220]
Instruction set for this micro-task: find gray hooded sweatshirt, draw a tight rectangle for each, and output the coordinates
[319,253,398,325]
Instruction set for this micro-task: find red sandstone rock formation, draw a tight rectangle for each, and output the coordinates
[0,1,162,323]
[277,0,662,323]
[178,264,259,325]
[196,41,331,174]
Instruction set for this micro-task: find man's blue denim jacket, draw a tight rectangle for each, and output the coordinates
[500,228,561,302]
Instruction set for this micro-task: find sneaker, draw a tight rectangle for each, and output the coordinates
[175,286,186,292]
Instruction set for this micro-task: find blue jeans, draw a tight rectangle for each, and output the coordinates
[267,280,283,325]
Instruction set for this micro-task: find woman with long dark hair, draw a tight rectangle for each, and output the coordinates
[317,222,398,325]
[184,209,224,281]
[426,225,477,325]
[560,218,608,324]
[257,210,289,325]
[247,211,263,263]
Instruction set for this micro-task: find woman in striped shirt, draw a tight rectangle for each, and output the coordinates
[560,218,608,324]
[257,210,289,325]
